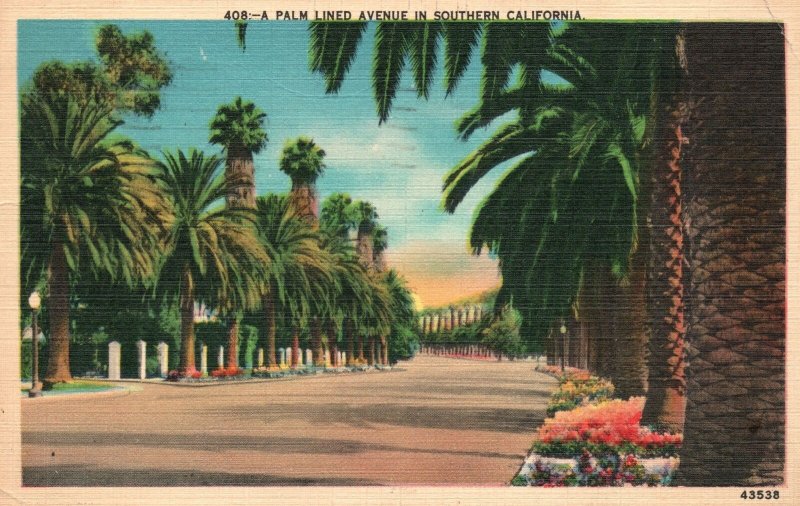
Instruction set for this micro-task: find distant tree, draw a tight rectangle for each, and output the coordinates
[481,307,524,360]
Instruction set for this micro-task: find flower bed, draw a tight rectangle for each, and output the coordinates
[514,450,679,487]
[166,368,202,381]
[547,376,615,417]
[515,371,682,487]
[535,397,681,458]
[537,364,592,382]
[211,366,244,378]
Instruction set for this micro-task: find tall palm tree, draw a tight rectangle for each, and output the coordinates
[675,23,785,486]
[351,200,379,271]
[382,269,416,365]
[306,20,647,356]
[279,136,327,224]
[320,192,355,240]
[320,193,374,367]
[640,28,689,430]
[156,149,268,374]
[372,225,388,272]
[254,194,331,369]
[209,96,268,210]
[21,90,168,386]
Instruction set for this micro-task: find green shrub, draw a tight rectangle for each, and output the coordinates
[481,307,524,359]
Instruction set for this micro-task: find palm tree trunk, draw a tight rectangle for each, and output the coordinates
[226,317,239,369]
[356,226,374,270]
[327,320,338,367]
[43,243,72,386]
[641,39,690,429]
[290,182,319,225]
[225,145,256,209]
[264,294,278,369]
[676,23,785,486]
[291,325,300,368]
[345,318,355,366]
[311,317,324,366]
[611,237,650,400]
[368,335,376,366]
[579,317,589,370]
[380,335,388,365]
[178,266,196,374]
[357,334,365,362]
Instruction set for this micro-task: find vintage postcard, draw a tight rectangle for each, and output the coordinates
[1,0,798,504]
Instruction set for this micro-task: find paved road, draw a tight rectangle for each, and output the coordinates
[22,356,556,486]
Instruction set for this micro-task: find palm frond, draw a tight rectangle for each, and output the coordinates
[442,23,481,96]
[309,21,368,94]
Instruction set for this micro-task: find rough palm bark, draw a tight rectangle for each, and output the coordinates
[225,145,257,209]
[345,318,355,366]
[582,261,616,380]
[381,335,388,365]
[310,317,325,366]
[290,326,300,368]
[264,295,278,369]
[327,320,339,367]
[225,319,239,369]
[677,23,785,486]
[368,335,376,365]
[611,228,651,400]
[642,41,690,430]
[43,243,72,386]
[355,224,374,270]
[224,144,255,372]
[357,334,365,362]
[289,184,319,225]
[178,266,196,374]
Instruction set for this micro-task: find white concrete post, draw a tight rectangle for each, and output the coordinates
[136,340,146,380]
[108,341,121,380]
[157,342,169,377]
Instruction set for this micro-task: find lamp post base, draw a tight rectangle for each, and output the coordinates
[28,382,43,398]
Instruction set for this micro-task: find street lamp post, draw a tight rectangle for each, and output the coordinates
[28,291,42,398]
[559,322,567,372]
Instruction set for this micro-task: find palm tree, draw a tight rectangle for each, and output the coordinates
[351,200,379,271]
[320,192,355,240]
[674,23,785,486]
[254,194,331,369]
[306,20,648,361]
[304,21,786,484]
[279,136,327,224]
[156,149,268,375]
[20,90,168,386]
[640,28,689,430]
[382,269,416,365]
[372,225,388,272]
[320,193,374,367]
[209,96,268,210]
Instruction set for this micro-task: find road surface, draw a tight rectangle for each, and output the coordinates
[22,355,556,486]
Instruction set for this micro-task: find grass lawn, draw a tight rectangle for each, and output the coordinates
[22,380,122,396]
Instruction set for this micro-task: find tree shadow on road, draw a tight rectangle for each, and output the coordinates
[22,464,383,486]
[23,431,524,460]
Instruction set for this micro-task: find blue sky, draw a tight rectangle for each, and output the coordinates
[18,20,508,307]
